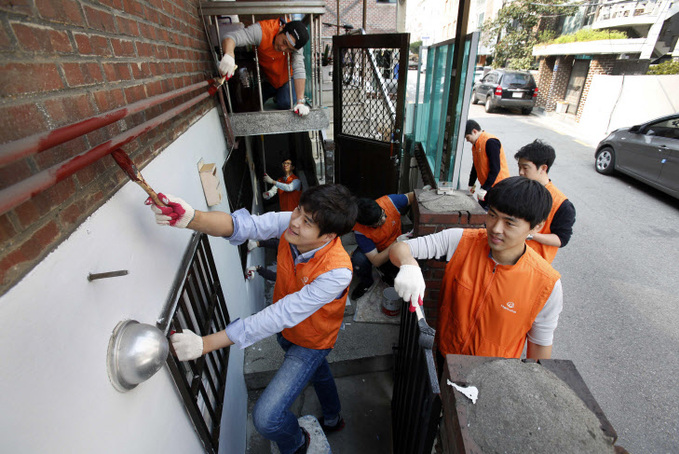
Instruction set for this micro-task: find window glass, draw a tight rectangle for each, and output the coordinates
[503,73,532,86]
[646,117,679,139]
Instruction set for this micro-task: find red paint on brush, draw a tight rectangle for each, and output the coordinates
[111,149,141,182]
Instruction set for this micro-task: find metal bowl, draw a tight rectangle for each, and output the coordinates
[107,320,169,392]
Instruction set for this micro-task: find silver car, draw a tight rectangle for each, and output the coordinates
[595,113,679,199]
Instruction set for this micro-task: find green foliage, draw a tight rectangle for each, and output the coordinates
[538,30,556,43]
[647,61,679,75]
[410,40,423,55]
[481,0,579,68]
[552,28,627,44]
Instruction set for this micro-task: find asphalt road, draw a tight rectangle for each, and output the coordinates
[463,103,679,453]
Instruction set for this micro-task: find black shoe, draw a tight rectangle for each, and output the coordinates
[319,416,345,433]
[351,283,372,300]
[293,427,310,454]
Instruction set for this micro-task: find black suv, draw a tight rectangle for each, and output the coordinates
[472,69,537,115]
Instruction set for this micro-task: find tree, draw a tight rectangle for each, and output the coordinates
[482,0,579,69]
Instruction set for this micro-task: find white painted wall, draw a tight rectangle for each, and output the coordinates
[578,74,679,143]
[0,109,262,454]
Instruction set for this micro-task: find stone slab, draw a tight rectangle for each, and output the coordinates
[230,109,329,137]
[352,279,401,325]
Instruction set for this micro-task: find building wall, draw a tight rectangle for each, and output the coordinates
[0,110,261,454]
[0,0,215,296]
[575,54,616,121]
[543,55,574,112]
[535,56,555,109]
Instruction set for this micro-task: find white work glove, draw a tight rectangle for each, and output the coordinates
[246,266,258,280]
[468,185,476,194]
[145,193,195,228]
[394,264,426,311]
[293,103,310,117]
[170,329,204,361]
[247,239,258,252]
[396,230,413,243]
[218,54,236,78]
[263,174,275,185]
[476,188,487,202]
[263,190,273,200]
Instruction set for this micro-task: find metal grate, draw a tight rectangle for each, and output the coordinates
[339,47,400,142]
[392,299,441,454]
[165,233,231,454]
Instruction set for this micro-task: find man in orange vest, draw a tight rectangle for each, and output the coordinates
[389,177,563,360]
[147,184,357,454]
[351,192,414,300]
[220,19,310,115]
[263,157,303,212]
[515,139,576,264]
[465,119,511,207]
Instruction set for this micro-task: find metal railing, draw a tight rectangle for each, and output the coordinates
[161,232,231,454]
[0,78,224,216]
[392,300,442,454]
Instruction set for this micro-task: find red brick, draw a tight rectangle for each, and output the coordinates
[99,0,124,10]
[73,33,92,54]
[102,62,131,82]
[84,5,117,33]
[76,34,112,57]
[123,0,145,18]
[130,62,152,80]
[58,199,83,228]
[35,0,85,26]
[116,16,139,37]
[62,62,104,87]
[111,38,136,57]
[93,88,125,112]
[11,23,73,53]
[43,94,96,127]
[14,178,77,229]
[139,22,154,40]
[0,249,28,287]
[74,158,108,187]
[33,137,88,170]
[124,84,146,103]
[0,63,63,96]
[0,214,17,244]
[19,220,60,261]
[0,159,34,190]
[0,103,48,143]
[137,41,152,58]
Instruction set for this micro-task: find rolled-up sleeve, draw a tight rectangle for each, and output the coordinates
[407,228,464,261]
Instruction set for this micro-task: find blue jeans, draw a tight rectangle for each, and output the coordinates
[253,334,341,454]
[261,80,297,110]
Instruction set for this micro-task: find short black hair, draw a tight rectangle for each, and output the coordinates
[356,198,382,225]
[465,119,481,135]
[514,139,556,172]
[486,176,552,229]
[282,21,309,50]
[300,184,357,236]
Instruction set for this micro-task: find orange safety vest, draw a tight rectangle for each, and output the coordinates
[257,19,291,89]
[472,132,510,187]
[353,196,402,252]
[437,229,560,358]
[277,174,302,212]
[527,181,568,263]
[274,236,352,349]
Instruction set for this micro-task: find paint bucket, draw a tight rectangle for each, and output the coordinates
[382,287,401,317]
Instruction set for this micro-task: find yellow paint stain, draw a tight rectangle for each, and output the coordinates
[575,140,590,147]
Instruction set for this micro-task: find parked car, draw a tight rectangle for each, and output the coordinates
[472,69,537,115]
[595,113,679,199]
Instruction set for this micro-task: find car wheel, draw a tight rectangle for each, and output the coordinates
[484,96,494,113]
[595,146,615,175]
[471,90,479,104]
[521,107,532,115]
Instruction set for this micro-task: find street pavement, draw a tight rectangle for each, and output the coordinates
[464,103,679,453]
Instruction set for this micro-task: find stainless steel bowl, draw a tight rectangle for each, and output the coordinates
[107,320,169,392]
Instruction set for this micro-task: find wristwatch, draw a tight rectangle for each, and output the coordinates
[526,234,534,241]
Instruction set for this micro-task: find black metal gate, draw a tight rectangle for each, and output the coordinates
[332,33,409,198]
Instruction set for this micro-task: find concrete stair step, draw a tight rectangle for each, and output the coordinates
[244,311,399,390]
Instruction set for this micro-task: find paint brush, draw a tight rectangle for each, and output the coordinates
[110,149,166,206]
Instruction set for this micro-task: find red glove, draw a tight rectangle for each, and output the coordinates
[145,193,195,228]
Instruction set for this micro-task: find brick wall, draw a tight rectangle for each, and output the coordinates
[575,55,615,121]
[0,0,215,295]
[535,56,554,109]
[544,55,573,112]
[411,189,486,329]
[322,0,397,39]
